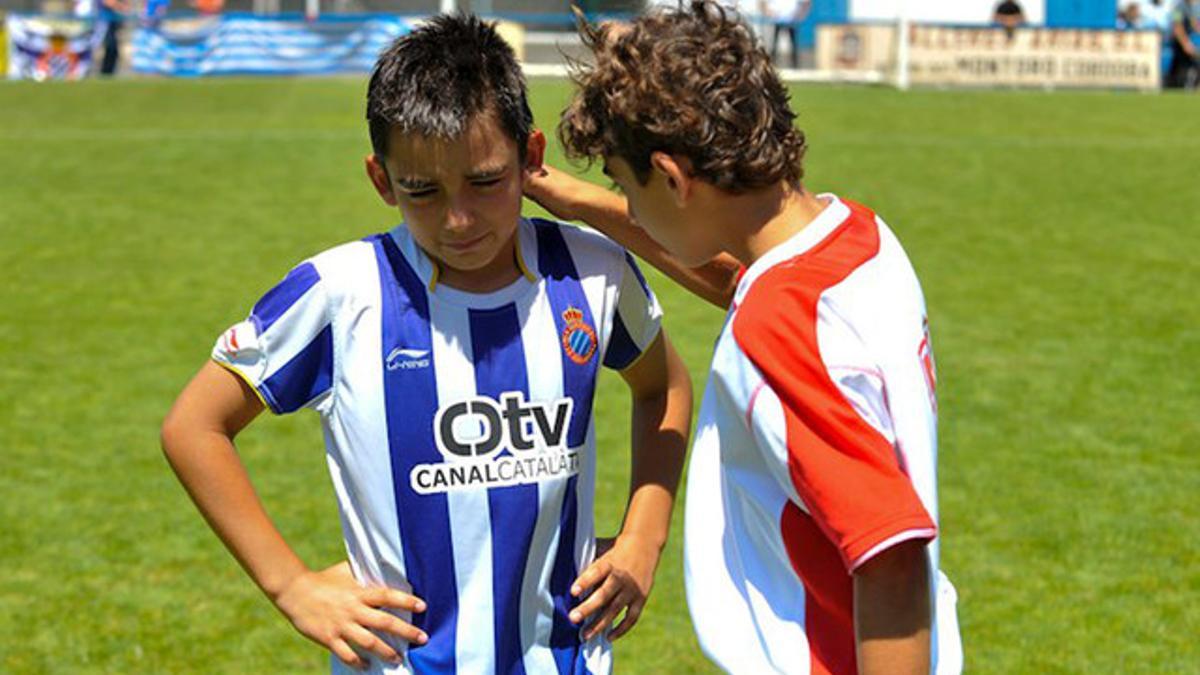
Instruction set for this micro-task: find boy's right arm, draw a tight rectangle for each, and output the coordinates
[525,164,741,308]
[161,361,427,670]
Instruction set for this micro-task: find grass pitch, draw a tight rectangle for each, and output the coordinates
[0,77,1197,673]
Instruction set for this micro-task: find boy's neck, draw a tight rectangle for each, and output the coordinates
[715,182,828,269]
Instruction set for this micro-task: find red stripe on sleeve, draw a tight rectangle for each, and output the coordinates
[733,201,936,571]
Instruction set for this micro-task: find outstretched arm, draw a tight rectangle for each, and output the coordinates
[526,164,741,308]
[568,332,692,640]
[161,361,428,669]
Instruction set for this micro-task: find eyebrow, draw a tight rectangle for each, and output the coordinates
[466,165,508,181]
[394,176,436,191]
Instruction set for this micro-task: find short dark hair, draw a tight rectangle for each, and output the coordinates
[367,14,533,161]
[561,0,806,192]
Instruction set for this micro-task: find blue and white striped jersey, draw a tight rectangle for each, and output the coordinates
[212,218,662,675]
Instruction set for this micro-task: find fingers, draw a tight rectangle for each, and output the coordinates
[330,637,367,671]
[581,586,636,641]
[608,597,645,641]
[361,586,427,614]
[571,558,612,599]
[359,606,429,646]
[345,623,403,667]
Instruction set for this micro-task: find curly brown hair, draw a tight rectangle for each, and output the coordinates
[560,0,806,192]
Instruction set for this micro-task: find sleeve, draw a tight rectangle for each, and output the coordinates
[602,252,664,371]
[734,288,935,573]
[211,261,334,415]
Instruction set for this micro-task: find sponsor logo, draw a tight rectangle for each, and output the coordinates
[411,392,578,494]
[560,306,597,365]
[387,347,431,371]
[219,322,260,362]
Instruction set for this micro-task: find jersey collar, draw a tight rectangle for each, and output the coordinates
[732,194,850,307]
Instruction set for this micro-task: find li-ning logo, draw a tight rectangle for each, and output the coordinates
[560,306,597,365]
[387,347,431,371]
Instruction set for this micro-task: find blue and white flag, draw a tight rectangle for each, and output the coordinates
[132,14,414,77]
[5,15,97,81]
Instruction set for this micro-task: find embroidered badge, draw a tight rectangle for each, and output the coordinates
[560,306,597,365]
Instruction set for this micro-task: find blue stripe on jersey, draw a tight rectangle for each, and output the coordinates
[375,234,458,673]
[469,304,538,675]
[601,313,640,371]
[534,222,600,673]
[623,252,652,299]
[250,261,320,334]
[259,323,333,413]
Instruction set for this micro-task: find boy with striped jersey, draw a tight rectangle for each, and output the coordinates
[160,14,691,674]
[526,2,962,673]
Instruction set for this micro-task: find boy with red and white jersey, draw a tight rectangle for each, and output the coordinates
[526,1,962,672]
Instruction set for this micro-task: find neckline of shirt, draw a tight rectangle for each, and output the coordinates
[388,218,541,309]
[733,193,850,307]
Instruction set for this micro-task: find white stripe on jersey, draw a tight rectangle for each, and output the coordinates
[515,285,570,675]
[317,241,408,588]
[427,298,497,674]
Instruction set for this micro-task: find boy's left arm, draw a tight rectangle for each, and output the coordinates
[569,331,692,641]
[853,539,932,675]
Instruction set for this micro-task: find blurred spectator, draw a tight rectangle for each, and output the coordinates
[763,0,810,69]
[190,0,225,15]
[993,0,1025,40]
[1166,0,1199,88]
[1119,2,1142,28]
[143,0,170,28]
[99,0,130,76]
[1137,0,1172,31]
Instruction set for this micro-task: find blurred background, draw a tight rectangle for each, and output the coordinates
[0,0,1192,88]
[0,0,1197,673]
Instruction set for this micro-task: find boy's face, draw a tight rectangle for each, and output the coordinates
[604,156,718,268]
[367,111,544,293]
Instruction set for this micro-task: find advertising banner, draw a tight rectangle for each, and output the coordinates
[5,14,97,81]
[907,25,1160,90]
[132,14,415,77]
[817,23,1161,90]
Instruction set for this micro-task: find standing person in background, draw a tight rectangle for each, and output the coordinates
[1137,0,1172,31]
[98,0,129,76]
[1119,2,1142,29]
[992,0,1025,39]
[763,0,810,69]
[1166,0,1200,88]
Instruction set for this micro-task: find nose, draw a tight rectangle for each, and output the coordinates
[445,199,474,234]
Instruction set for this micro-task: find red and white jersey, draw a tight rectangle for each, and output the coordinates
[684,196,962,674]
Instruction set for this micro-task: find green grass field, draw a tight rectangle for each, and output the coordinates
[1,77,1197,673]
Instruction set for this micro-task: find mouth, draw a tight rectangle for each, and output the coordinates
[443,233,489,253]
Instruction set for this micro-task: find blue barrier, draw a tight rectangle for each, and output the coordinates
[131,13,414,77]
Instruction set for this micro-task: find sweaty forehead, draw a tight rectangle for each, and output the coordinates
[385,112,518,180]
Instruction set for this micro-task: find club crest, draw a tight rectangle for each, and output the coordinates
[560,306,597,365]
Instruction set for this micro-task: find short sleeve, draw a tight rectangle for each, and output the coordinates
[212,261,334,415]
[734,285,935,572]
[602,252,664,371]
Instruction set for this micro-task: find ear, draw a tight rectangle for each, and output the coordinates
[523,129,547,174]
[365,154,398,207]
[649,151,693,208]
